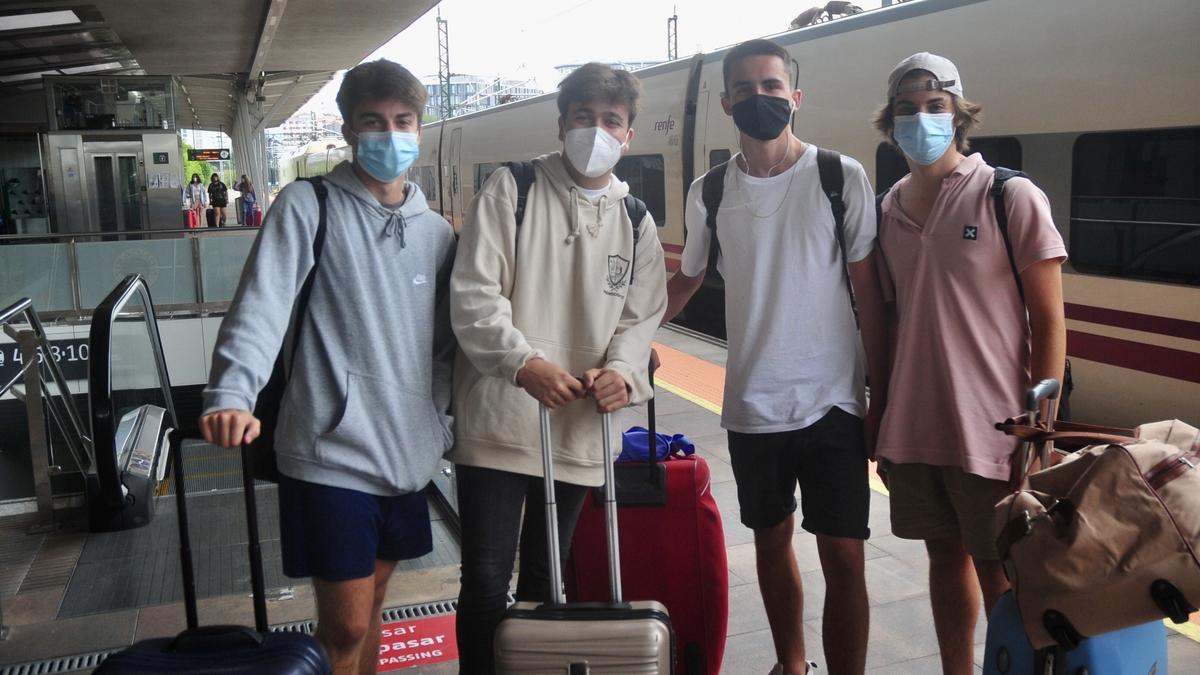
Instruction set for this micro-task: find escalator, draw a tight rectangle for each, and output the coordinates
[84,274,177,532]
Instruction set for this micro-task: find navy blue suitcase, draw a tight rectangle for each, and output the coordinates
[983,591,1168,675]
[95,430,330,674]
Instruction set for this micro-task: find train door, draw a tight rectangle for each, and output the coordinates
[449,127,463,227]
[83,141,147,232]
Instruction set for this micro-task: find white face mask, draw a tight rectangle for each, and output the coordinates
[564,126,626,178]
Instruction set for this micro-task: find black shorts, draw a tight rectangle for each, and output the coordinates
[278,474,432,582]
[728,406,870,539]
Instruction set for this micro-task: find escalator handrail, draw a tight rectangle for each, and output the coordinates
[88,274,180,508]
[1,297,95,473]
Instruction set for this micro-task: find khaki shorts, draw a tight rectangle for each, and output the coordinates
[884,462,1011,561]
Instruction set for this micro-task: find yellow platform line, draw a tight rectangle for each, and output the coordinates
[1167,616,1200,641]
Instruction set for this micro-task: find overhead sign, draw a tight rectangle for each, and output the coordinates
[187,148,230,161]
[376,613,457,671]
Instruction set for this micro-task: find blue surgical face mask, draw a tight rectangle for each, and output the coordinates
[893,112,955,165]
[352,130,419,182]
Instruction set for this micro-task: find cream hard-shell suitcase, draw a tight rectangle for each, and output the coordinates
[493,407,674,674]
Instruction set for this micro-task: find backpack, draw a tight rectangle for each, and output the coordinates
[875,167,1075,419]
[702,147,860,326]
[249,176,328,481]
[504,160,649,285]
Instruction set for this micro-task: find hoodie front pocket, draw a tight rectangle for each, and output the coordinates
[315,371,443,492]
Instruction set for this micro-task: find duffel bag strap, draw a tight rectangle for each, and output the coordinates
[996,421,1136,446]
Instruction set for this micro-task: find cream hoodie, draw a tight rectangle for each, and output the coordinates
[448,152,667,486]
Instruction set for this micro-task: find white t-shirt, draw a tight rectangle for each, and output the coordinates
[680,144,876,433]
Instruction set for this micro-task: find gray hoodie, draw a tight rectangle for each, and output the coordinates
[203,161,456,496]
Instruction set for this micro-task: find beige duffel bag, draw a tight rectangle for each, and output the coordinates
[994,419,1200,649]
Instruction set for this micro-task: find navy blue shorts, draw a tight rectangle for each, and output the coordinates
[277,474,433,582]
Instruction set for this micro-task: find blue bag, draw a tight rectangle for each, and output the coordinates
[619,426,695,463]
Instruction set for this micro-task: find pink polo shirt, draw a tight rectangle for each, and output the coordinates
[876,153,1067,481]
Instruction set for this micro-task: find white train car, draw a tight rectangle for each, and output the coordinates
[280,138,353,185]
[287,0,1199,428]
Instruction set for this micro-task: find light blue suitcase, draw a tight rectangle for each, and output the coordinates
[983,591,1168,675]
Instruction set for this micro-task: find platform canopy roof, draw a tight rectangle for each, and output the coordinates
[0,0,439,131]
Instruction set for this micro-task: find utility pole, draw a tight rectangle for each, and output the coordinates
[667,8,678,61]
[437,12,452,120]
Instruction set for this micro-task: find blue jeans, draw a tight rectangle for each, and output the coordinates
[454,464,589,674]
[242,200,255,225]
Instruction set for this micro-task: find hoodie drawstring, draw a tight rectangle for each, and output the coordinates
[384,210,407,248]
[565,186,582,244]
[564,189,612,245]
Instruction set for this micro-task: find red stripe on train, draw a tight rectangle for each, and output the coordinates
[1065,303,1200,342]
[1068,330,1200,384]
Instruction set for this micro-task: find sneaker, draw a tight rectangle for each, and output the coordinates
[768,663,818,675]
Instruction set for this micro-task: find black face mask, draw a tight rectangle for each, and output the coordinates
[731,94,792,141]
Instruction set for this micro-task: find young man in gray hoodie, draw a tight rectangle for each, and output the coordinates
[200,60,456,675]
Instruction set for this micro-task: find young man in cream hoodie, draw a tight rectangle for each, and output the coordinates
[448,62,667,673]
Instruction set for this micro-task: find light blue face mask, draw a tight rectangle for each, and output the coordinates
[352,131,419,182]
[893,112,955,166]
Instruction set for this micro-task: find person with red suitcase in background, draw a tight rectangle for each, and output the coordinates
[237,175,258,226]
[184,173,207,227]
[448,62,667,674]
[870,53,1067,675]
[663,38,889,675]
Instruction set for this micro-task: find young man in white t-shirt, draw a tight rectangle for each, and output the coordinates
[663,39,888,675]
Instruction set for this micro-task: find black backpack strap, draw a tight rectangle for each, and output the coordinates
[817,147,859,328]
[702,162,728,274]
[991,167,1028,305]
[622,194,647,286]
[505,161,536,228]
[289,176,329,369]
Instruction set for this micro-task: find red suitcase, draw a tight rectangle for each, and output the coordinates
[566,365,728,675]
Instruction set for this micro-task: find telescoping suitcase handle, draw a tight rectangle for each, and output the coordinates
[169,428,271,633]
[540,406,623,606]
[1016,379,1059,483]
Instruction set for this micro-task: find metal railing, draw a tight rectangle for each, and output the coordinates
[0,227,260,321]
[0,298,95,513]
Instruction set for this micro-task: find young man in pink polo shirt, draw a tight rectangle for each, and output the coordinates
[872,53,1067,675]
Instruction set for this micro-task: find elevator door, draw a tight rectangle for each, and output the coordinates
[84,142,146,231]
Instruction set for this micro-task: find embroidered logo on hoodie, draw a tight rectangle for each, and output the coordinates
[413,273,428,285]
[605,254,631,296]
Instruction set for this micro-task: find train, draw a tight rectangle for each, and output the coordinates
[278,0,1200,429]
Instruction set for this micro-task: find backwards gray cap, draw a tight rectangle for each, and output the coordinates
[886,52,963,99]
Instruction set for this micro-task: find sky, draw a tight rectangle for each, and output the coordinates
[292,0,887,119]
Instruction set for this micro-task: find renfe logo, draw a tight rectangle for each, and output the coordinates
[377,613,458,671]
[653,115,676,134]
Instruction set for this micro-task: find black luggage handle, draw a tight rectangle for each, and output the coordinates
[171,625,266,652]
[169,428,270,633]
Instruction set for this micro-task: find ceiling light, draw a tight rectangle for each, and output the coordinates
[0,10,80,32]
[60,61,124,75]
[0,69,56,83]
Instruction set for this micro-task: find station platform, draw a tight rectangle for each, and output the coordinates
[1,325,1197,674]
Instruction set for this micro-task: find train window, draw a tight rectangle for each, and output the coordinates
[615,154,666,226]
[1071,128,1199,286]
[474,162,507,192]
[409,166,435,197]
[875,137,1023,194]
[970,137,1022,172]
[710,149,732,168]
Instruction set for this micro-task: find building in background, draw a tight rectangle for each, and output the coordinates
[422,74,543,121]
